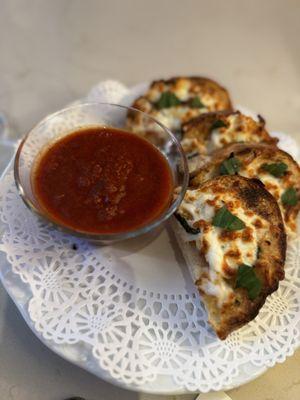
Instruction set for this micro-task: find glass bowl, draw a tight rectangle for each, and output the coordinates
[14,103,188,243]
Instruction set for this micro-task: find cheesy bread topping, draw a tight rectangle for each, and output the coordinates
[191,144,300,234]
[126,77,232,134]
[181,111,277,157]
[178,187,267,307]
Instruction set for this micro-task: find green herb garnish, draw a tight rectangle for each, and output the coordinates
[210,119,227,131]
[190,96,205,108]
[236,264,262,300]
[175,213,200,235]
[212,206,246,231]
[155,91,181,109]
[220,155,241,175]
[281,187,298,206]
[262,162,288,177]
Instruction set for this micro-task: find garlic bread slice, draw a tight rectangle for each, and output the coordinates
[181,111,277,157]
[176,175,286,339]
[126,77,232,135]
[191,143,300,234]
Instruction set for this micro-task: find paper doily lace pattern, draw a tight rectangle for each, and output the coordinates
[0,80,299,393]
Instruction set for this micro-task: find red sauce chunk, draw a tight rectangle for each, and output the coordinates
[32,127,174,234]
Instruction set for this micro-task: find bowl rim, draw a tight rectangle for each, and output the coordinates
[14,101,189,241]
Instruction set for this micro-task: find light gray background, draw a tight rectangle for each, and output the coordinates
[0,1,300,399]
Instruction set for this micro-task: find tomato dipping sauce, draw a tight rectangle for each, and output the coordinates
[32,127,174,234]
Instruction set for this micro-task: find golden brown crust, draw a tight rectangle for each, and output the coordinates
[126,77,233,133]
[182,111,277,152]
[191,143,300,233]
[183,110,237,139]
[194,175,286,340]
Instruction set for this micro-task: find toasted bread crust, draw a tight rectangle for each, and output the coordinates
[191,143,300,233]
[182,111,277,152]
[192,175,286,339]
[126,77,233,133]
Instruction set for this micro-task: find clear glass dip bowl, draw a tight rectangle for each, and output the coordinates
[14,103,188,244]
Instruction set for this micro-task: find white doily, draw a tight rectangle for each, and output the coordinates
[0,80,300,393]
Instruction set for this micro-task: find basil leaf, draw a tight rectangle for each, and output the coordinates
[262,162,288,177]
[190,96,205,108]
[175,213,200,234]
[211,119,227,131]
[236,264,262,300]
[220,156,241,175]
[281,187,298,206]
[156,91,181,109]
[212,206,246,231]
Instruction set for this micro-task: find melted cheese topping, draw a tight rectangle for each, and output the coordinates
[179,189,266,307]
[209,114,264,151]
[153,107,205,131]
[200,273,232,306]
[144,79,222,131]
[237,157,295,233]
[181,137,207,155]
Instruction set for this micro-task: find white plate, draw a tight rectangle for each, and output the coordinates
[0,81,299,394]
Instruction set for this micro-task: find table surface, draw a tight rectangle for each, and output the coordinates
[1,1,300,399]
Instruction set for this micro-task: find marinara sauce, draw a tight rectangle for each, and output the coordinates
[32,127,174,234]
